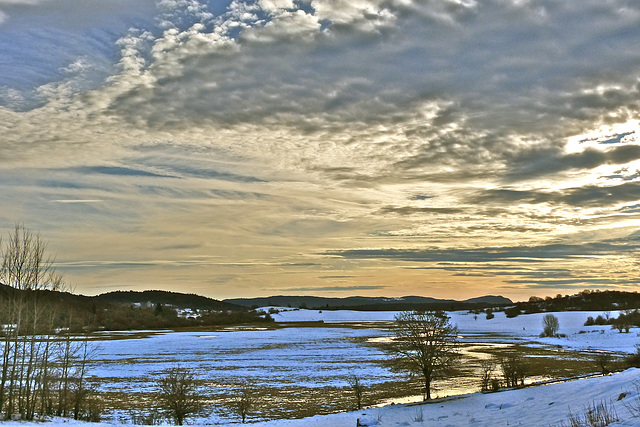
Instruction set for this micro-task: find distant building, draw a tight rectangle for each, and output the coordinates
[1,324,18,334]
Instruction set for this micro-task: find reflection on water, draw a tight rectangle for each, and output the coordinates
[462,342,511,359]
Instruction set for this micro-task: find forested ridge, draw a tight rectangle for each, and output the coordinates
[502,290,640,318]
[0,285,269,332]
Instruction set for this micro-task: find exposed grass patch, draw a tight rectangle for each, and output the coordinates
[478,344,624,381]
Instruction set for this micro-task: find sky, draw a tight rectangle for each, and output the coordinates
[1,0,640,301]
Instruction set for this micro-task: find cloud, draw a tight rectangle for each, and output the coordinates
[0,0,45,4]
[378,206,465,216]
[240,9,321,43]
[71,166,177,179]
[51,200,104,204]
[0,1,157,111]
[284,285,387,292]
[327,234,640,292]
[327,241,626,264]
[7,0,640,183]
[508,140,640,180]
[3,0,640,299]
[473,181,640,208]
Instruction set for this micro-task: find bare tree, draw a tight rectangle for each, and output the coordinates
[479,358,497,392]
[231,381,255,423]
[613,312,632,333]
[0,225,93,421]
[500,354,526,388]
[347,374,365,410]
[0,225,58,420]
[388,311,460,400]
[594,352,613,375]
[156,367,200,425]
[541,313,560,337]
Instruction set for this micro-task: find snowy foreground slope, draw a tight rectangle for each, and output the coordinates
[249,368,640,427]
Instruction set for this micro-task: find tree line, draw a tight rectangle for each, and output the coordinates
[501,290,640,317]
[0,225,99,421]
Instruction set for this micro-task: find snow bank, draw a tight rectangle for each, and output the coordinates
[249,368,640,427]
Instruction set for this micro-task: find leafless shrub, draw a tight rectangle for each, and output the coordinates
[412,407,424,422]
[625,345,640,368]
[129,408,164,425]
[558,400,618,427]
[541,314,560,337]
[347,374,365,410]
[156,367,201,425]
[499,354,526,388]
[231,381,256,424]
[594,352,613,375]
[479,358,497,392]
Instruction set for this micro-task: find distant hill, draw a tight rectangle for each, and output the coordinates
[0,285,267,331]
[0,285,243,312]
[464,295,512,305]
[224,295,512,311]
[94,290,243,311]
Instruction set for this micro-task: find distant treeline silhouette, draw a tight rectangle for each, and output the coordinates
[501,290,640,318]
[0,285,272,332]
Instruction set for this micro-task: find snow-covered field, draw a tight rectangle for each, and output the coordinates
[86,321,404,423]
[89,326,395,388]
[271,307,637,353]
[8,308,640,426]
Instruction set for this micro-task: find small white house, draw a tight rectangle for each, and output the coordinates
[1,324,18,333]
